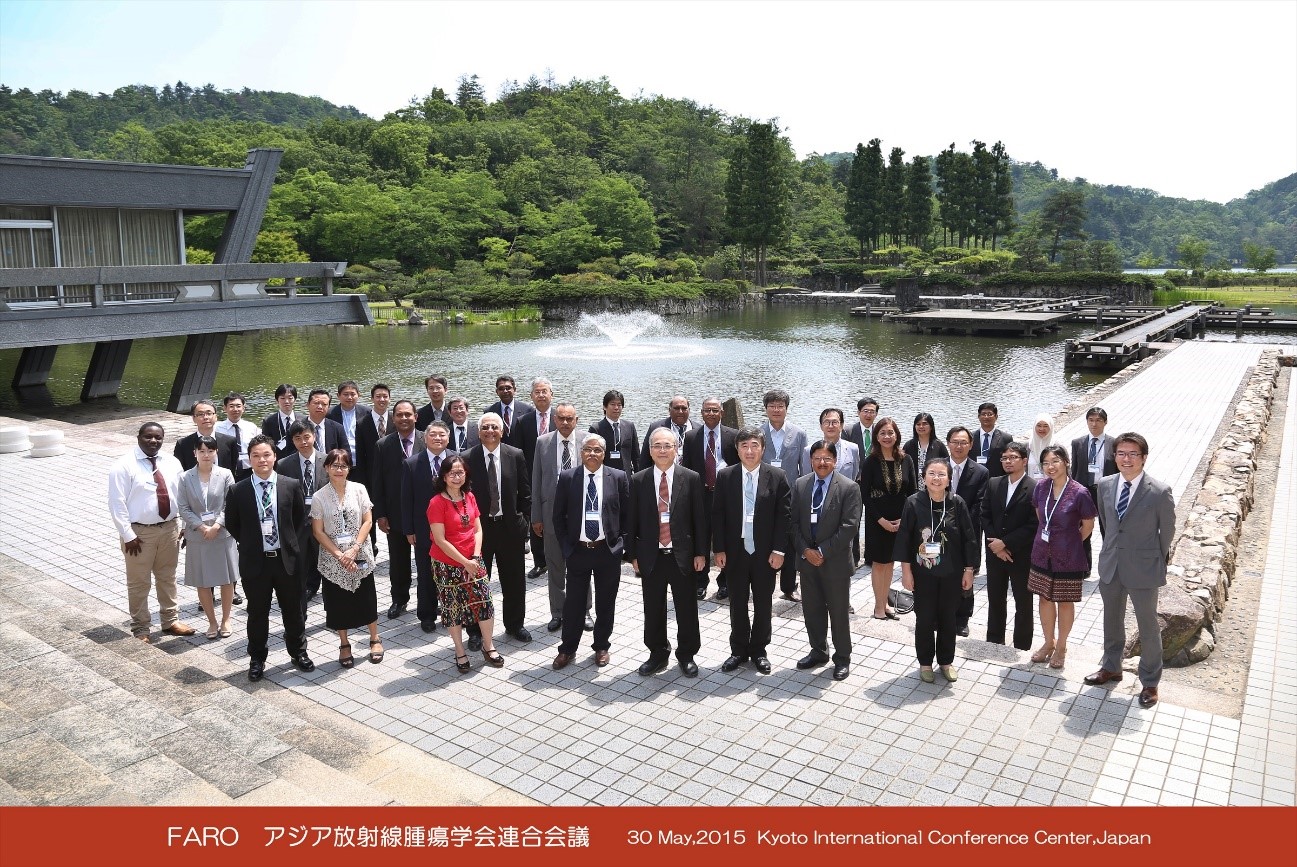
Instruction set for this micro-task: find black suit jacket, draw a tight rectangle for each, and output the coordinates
[950,459,989,570]
[487,399,534,444]
[224,473,304,579]
[902,438,949,470]
[973,427,1014,477]
[303,417,348,455]
[261,412,303,458]
[639,417,698,468]
[1070,433,1118,490]
[711,463,791,559]
[590,418,639,474]
[980,473,1039,563]
[400,449,454,551]
[464,443,531,537]
[274,451,327,494]
[513,406,556,471]
[416,402,449,430]
[682,424,739,487]
[369,431,425,532]
[173,431,239,473]
[629,464,707,577]
[553,466,630,560]
[353,409,391,488]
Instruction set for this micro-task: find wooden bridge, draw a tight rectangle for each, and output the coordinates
[1063,301,1211,369]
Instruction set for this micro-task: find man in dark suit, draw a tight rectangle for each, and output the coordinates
[401,421,452,635]
[589,389,639,475]
[947,425,989,637]
[173,400,239,472]
[261,383,302,458]
[639,395,699,468]
[353,383,392,490]
[416,374,449,430]
[224,435,315,681]
[514,377,557,579]
[464,412,533,642]
[304,388,348,455]
[1070,406,1118,567]
[846,397,879,462]
[682,397,739,599]
[1086,432,1176,708]
[445,396,480,452]
[792,440,862,681]
[974,402,1014,478]
[980,442,1039,650]
[630,427,708,678]
[326,380,368,470]
[275,420,328,618]
[551,432,631,671]
[369,400,424,620]
[713,426,791,675]
[486,374,533,443]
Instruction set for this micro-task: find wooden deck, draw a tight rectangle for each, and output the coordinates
[886,308,1073,337]
[1064,302,1209,369]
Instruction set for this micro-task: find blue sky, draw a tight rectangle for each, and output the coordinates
[1,0,1294,203]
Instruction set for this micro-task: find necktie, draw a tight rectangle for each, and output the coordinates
[539,412,548,435]
[457,426,466,450]
[657,471,671,546]
[586,473,600,540]
[303,457,313,492]
[705,429,717,487]
[562,439,572,470]
[146,456,171,519]
[402,437,411,458]
[952,463,961,494]
[743,472,756,554]
[1117,480,1131,521]
[432,454,441,477]
[487,452,501,516]
[811,477,826,542]
[1089,437,1099,464]
[502,404,511,434]
[259,480,278,547]
[863,430,871,455]
[982,431,990,456]
[316,423,324,450]
[232,424,241,445]
[378,414,386,437]
[281,414,291,438]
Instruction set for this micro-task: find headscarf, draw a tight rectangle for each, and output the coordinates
[1027,413,1056,478]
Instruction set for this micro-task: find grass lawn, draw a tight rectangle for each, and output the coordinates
[1157,286,1297,307]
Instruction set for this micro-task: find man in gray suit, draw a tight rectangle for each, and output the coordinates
[530,402,592,633]
[1070,406,1118,568]
[1084,432,1176,708]
[761,388,807,600]
[792,439,863,681]
[802,408,860,484]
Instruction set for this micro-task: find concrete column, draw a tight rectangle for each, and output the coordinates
[12,345,57,388]
[167,332,228,413]
[81,340,133,401]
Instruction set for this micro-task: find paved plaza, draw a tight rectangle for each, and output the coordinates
[0,340,1293,807]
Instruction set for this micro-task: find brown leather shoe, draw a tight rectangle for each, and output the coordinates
[135,633,150,643]
[595,650,610,667]
[1083,668,1123,686]
[553,652,573,670]
[1138,686,1159,708]
[163,623,196,637]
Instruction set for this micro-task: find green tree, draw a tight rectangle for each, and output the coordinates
[1177,237,1210,272]
[454,75,487,121]
[989,141,1014,249]
[845,139,884,258]
[725,122,791,286]
[882,146,906,247]
[1040,187,1088,263]
[577,175,660,255]
[902,155,934,248]
[1242,241,1278,272]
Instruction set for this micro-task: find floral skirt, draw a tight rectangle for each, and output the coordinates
[432,559,494,628]
[1028,565,1085,603]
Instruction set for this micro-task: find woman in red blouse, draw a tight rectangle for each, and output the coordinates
[427,455,502,673]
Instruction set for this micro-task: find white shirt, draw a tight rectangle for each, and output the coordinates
[427,450,448,480]
[1116,472,1144,509]
[216,418,258,467]
[1005,472,1025,505]
[453,424,469,450]
[742,465,785,556]
[768,425,786,462]
[950,458,968,494]
[556,433,578,473]
[482,445,503,516]
[107,447,183,542]
[339,407,358,459]
[579,466,606,542]
[298,451,319,491]
[371,410,388,434]
[652,463,676,533]
[702,424,727,470]
[250,472,280,552]
[308,416,329,449]
[603,418,622,450]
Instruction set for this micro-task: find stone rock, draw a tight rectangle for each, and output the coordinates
[406,310,426,326]
[1128,584,1204,662]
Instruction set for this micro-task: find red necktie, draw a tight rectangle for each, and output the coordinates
[539,412,548,435]
[705,430,717,488]
[147,456,171,519]
[657,471,671,546]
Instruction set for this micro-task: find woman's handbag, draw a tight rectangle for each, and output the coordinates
[887,584,915,615]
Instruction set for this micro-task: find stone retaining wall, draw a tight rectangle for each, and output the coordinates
[1154,349,1284,666]
[540,292,758,321]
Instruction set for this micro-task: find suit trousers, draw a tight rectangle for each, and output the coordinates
[558,544,620,654]
[696,487,725,591]
[245,553,307,663]
[1099,578,1162,686]
[386,529,414,608]
[725,550,776,658]
[299,532,322,620]
[529,525,546,570]
[799,559,852,666]
[122,520,181,635]
[779,528,798,595]
[643,553,701,661]
[412,540,440,624]
[913,571,961,667]
[482,516,527,632]
[543,528,590,619]
[985,556,1033,650]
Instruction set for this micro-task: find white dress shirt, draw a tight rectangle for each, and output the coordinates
[579,465,606,542]
[482,445,503,516]
[107,447,183,542]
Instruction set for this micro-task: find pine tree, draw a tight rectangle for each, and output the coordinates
[903,155,934,248]
[725,122,790,286]
[882,147,906,247]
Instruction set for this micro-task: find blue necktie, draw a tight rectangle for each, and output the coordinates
[585,473,600,540]
[982,431,990,456]
[743,472,756,554]
[1088,437,1099,465]
[810,478,826,542]
[1116,480,1131,521]
[259,480,278,548]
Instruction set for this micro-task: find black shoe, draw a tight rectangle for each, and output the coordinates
[546,617,563,632]
[291,653,315,673]
[638,656,669,676]
[467,634,483,652]
[420,619,437,633]
[583,616,594,631]
[796,653,830,670]
[754,656,772,674]
[957,623,970,637]
[781,591,800,602]
[679,658,699,677]
[717,586,729,600]
[232,592,244,606]
[248,659,264,681]
[721,655,745,673]
[507,627,533,643]
[833,663,850,681]
[527,565,546,579]
[387,602,407,619]
[695,586,706,600]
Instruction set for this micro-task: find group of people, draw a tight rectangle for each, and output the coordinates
[108,377,1175,706]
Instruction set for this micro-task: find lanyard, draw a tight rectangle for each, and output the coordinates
[929,495,947,533]
[1042,482,1064,533]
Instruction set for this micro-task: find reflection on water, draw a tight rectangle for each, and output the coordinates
[3,305,1287,437]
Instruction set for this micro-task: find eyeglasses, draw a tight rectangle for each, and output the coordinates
[1114,451,1142,459]
[581,446,605,454]
[650,442,675,450]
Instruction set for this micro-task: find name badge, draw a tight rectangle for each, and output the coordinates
[336,534,355,549]
[744,513,754,524]
[277,438,287,451]
[303,495,313,507]
[660,511,670,524]
[1088,463,1101,475]
[1031,471,1044,480]
[201,511,217,524]
[923,542,941,556]
[585,511,600,523]
[810,513,819,524]
[609,450,621,459]
[260,518,275,535]
[976,455,988,464]
[769,459,781,469]
[1040,529,1050,542]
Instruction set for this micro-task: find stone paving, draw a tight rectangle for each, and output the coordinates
[0,339,1292,807]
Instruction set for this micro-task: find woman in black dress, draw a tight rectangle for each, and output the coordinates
[902,412,949,475]
[862,417,917,620]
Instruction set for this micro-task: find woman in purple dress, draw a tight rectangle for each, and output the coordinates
[1028,445,1096,669]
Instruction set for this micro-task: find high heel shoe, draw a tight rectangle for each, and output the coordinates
[482,647,504,668]
[368,638,384,664]
[455,654,471,674]
[1030,644,1055,664]
[1049,647,1067,669]
[339,642,354,668]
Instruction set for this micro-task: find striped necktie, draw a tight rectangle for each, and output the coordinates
[1116,480,1131,521]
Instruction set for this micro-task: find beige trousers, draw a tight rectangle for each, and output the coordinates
[122,520,181,634]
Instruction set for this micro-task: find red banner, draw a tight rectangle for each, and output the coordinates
[2,806,1294,867]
